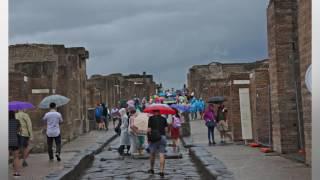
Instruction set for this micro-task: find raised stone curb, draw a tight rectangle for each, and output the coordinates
[189,146,235,180]
[180,136,194,148]
[45,133,118,180]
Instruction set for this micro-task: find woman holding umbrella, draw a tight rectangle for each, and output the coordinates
[9,101,35,168]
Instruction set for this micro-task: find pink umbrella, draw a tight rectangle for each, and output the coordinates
[143,103,175,114]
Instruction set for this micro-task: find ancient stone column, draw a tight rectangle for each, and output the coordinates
[181,112,191,137]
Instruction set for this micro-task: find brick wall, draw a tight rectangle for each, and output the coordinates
[9,71,30,102]
[298,0,312,165]
[9,44,89,152]
[250,69,272,146]
[267,0,302,154]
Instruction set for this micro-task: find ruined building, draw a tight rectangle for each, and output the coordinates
[187,0,311,166]
[9,44,89,152]
[187,60,269,141]
[87,72,157,109]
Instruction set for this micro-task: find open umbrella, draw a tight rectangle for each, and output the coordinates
[170,104,190,112]
[207,96,225,104]
[144,103,176,114]
[305,64,311,93]
[9,101,35,111]
[39,94,70,109]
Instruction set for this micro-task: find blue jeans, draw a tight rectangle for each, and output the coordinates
[207,126,215,143]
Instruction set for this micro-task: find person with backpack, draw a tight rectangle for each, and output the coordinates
[95,104,103,130]
[171,108,181,152]
[101,103,109,130]
[202,104,217,145]
[147,110,169,178]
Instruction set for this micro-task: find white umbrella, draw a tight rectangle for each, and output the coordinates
[305,65,311,93]
[39,94,70,109]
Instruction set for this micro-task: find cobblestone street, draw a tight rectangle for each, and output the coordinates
[80,137,202,180]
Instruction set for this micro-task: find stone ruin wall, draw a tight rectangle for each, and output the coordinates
[9,44,89,152]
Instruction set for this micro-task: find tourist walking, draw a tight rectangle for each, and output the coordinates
[101,103,109,130]
[9,110,21,177]
[216,104,231,143]
[147,110,169,178]
[118,108,131,155]
[171,108,181,152]
[111,106,120,128]
[128,106,139,154]
[42,103,63,161]
[202,104,217,145]
[95,104,104,130]
[15,110,33,167]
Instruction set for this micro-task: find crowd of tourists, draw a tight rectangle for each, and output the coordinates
[8,90,230,178]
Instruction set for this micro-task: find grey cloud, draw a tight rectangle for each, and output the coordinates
[10,0,269,88]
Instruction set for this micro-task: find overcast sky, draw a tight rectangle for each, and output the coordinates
[9,0,269,89]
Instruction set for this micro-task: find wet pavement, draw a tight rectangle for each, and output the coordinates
[190,119,311,180]
[8,129,116,180]
[80,137,203,180]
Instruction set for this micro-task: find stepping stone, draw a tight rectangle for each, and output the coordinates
[165,152,183,159]
[132,154,149,159]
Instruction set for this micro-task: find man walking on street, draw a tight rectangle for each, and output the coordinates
[15,110,33,167]
[147,110,169,178]
[43,103,63,161]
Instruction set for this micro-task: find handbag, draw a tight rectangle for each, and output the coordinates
[205,120,215,128]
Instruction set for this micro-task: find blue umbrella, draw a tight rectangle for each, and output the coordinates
[170,104,190,112]
[39,94,70,109]
[9,101,35,111]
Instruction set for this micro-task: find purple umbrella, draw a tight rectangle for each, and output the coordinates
[9,101,35,111]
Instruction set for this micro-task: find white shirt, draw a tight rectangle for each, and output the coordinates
[111,108,119,114]
[43,111,63,137]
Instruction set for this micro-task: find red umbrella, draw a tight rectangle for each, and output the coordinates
[143,103,176,114]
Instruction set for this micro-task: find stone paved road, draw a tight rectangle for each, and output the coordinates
[80,137,203,180]
[8,128,116,180]
[190,119,311,180]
